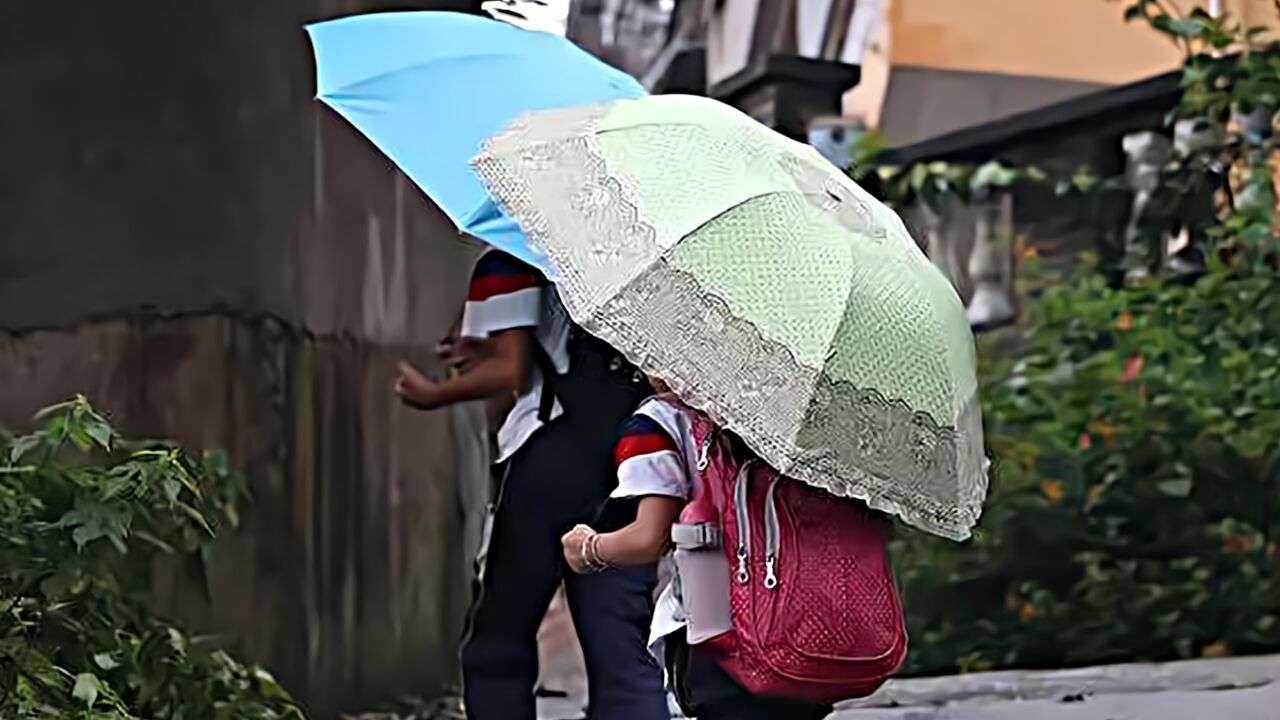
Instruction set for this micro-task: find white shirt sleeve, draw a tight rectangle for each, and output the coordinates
[609,403,694,500]
[613,450,689,500]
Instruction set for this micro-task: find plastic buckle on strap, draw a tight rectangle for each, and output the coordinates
[671,523,718,549]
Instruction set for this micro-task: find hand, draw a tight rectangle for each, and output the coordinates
[561,524,598,574]
[437,336,490,375]
[395,361,444,410]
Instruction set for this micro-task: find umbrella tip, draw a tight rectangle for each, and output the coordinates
[481,0,570,37]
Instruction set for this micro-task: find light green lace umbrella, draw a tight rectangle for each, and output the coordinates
[473,95,987,539]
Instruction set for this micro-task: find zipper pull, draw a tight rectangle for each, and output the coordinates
[733,462,752,585]
[763,478,781,590]
[697,435,712,471]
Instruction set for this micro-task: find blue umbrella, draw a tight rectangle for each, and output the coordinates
[307,11,645,270]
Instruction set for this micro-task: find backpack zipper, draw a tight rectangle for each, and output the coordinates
[763,478,781,590]
[697,431,756,587]
[734,463,753,585]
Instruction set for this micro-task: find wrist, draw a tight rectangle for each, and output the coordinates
[413,382,448,410]
[583,532,611,572]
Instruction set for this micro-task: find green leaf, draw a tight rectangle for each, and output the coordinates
[72,672,101,707]
[8,433,43,464]
[1168,17,1209,39]
[1157,478,1194,498]
[175,501,215,536]
[971,161,1020,189]
[33,398,79,421]
[1151,14,1177,34]
[58,498,132,552]
[83,415,112,451]
[93,653,120,671]
[908,163,931,192]
[162,477,182,503]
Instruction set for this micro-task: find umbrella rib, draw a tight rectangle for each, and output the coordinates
[317,52,549,99]
[567,187,819,305]
[666,189,806,243]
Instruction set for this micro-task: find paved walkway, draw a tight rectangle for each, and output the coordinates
[832,654,1280,720]
[348,654,1280,719]
[350,592,1280,719]
[533,654,1280,720]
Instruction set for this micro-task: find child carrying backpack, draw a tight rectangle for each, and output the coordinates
[561,389,907,720]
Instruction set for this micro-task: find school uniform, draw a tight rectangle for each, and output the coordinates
[458,250,666,720]
[612,398,832,720]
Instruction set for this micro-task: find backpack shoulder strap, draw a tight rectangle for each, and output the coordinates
[660,396,736,524]
[658,394,714,454]
[528,336,558,423]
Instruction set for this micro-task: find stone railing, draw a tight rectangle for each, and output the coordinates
[903,188,1017,333]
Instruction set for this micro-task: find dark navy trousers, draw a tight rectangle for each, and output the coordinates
[461,417,668,720]
[664,630,832,720]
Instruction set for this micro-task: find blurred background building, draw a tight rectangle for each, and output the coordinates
[576,1,1280,145]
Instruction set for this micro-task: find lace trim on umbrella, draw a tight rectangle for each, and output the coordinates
[473,104,988,540]
[592,262,987,540]
[474,102,663,309]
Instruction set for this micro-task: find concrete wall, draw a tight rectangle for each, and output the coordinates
[2,1,488,716]
[2,0,479,336]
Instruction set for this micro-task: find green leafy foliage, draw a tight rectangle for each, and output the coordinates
[896,257,1280,674]
[869,5,1279,277]
[1119,2,1280,271]
[877,5,1280,675]
[863,158,1069,210]
[0,397,302,719]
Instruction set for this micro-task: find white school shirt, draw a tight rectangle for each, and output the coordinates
[459,250,570,464]
[609,396,702,660]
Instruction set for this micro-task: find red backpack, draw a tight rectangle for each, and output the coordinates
[671,401,907,704]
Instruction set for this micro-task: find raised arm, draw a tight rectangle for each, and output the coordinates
[396,329,528,409]
[395,250,542,411]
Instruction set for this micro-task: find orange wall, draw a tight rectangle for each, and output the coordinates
[844,0,1280,127]
[888,0,1182,84]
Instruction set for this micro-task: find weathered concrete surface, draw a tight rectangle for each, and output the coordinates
[0,315,487,717]
[524,654,1280,719]
[832,654,1280,720]
[832,685,1280,720]
[2,1,496,717]
[424,654,1280,719]
[1,0,480,337]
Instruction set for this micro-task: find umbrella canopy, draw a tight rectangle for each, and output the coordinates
[306,11,644,270]
[472,95,988,540]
